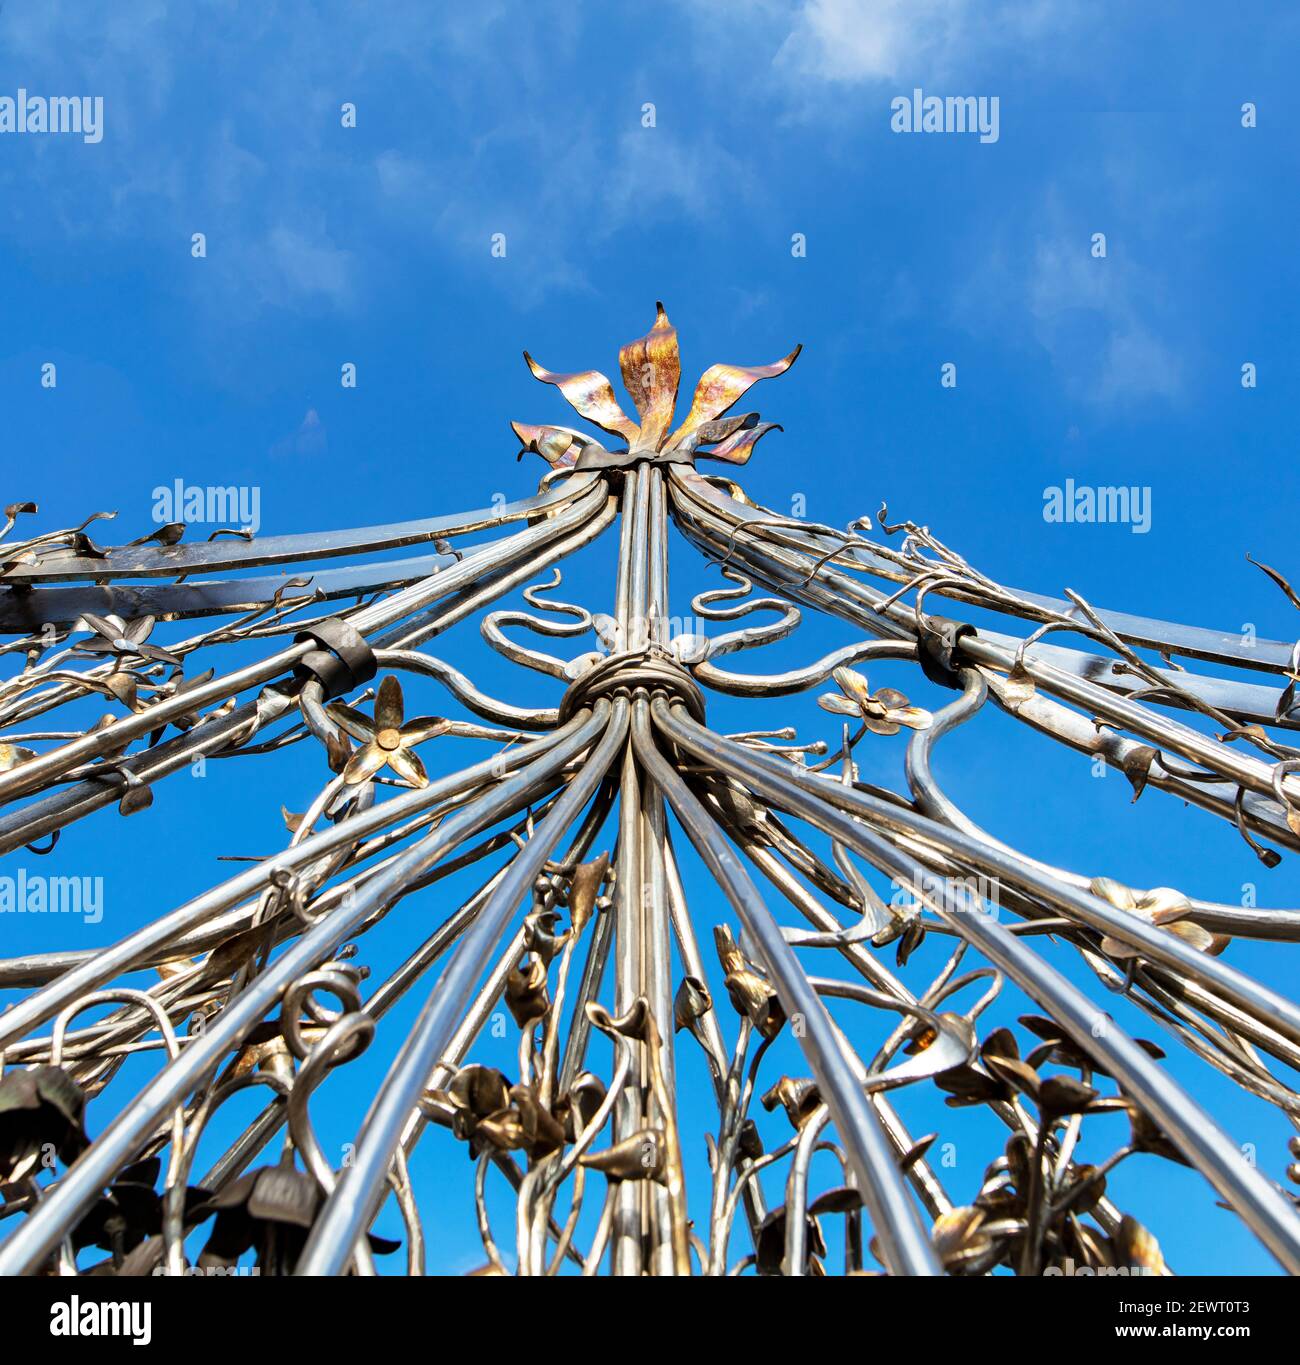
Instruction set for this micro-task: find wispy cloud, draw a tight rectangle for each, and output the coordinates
[952,203,1184,408]
[774,0,1078,84]
[676,0,1082,99]
[0,0,772,316]
[270,408,327,459]
[373,117,751,307]
[597,129,754,232]
[0,2,603,314]
[1026,235,1182,403]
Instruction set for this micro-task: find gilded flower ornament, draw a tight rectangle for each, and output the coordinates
[513,302,800,471]
[326,675,451,788]
[1090,877,1230,958]
[818,665,932,735]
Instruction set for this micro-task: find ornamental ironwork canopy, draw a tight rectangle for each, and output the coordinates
[1,307,1299,1277]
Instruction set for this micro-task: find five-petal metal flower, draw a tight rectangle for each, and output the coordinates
[513,302,800,471]
[1090,876,1230,958]
[817,665,931,736]
[326,675,450,788]
[74,613,181,666]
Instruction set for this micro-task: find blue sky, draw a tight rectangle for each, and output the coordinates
[3,0,1300,1274]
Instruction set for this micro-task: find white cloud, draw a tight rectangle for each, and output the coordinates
[0,2,592,314]
[371,121,750,308]
[684,0,1080,95]
[1096,325,1181,404]
[260,228,354,308]
[953,223,1183,407]
[776,0,966,84]
[270,408,327,459]
[599,130,753,231]
[1028,235,1181,402]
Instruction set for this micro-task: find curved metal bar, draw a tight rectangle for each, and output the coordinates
[0,547,465,633]
[672,469,1299,675]
[691,591,801,662]
[295,697,629,1275]
[665,703,1300,1048]
[373,648,558,728]
[481,571,598,680]
[906,670,1300,943]
[654,697,1300,1273]
[478,614,591,680]
[0,712,590,1058]
[0,475,600,583]
[695,639,915,697]
[634,697,940,1275]
[0,702,610,1275]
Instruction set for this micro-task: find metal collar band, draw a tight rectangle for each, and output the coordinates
[559,649,706,724]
